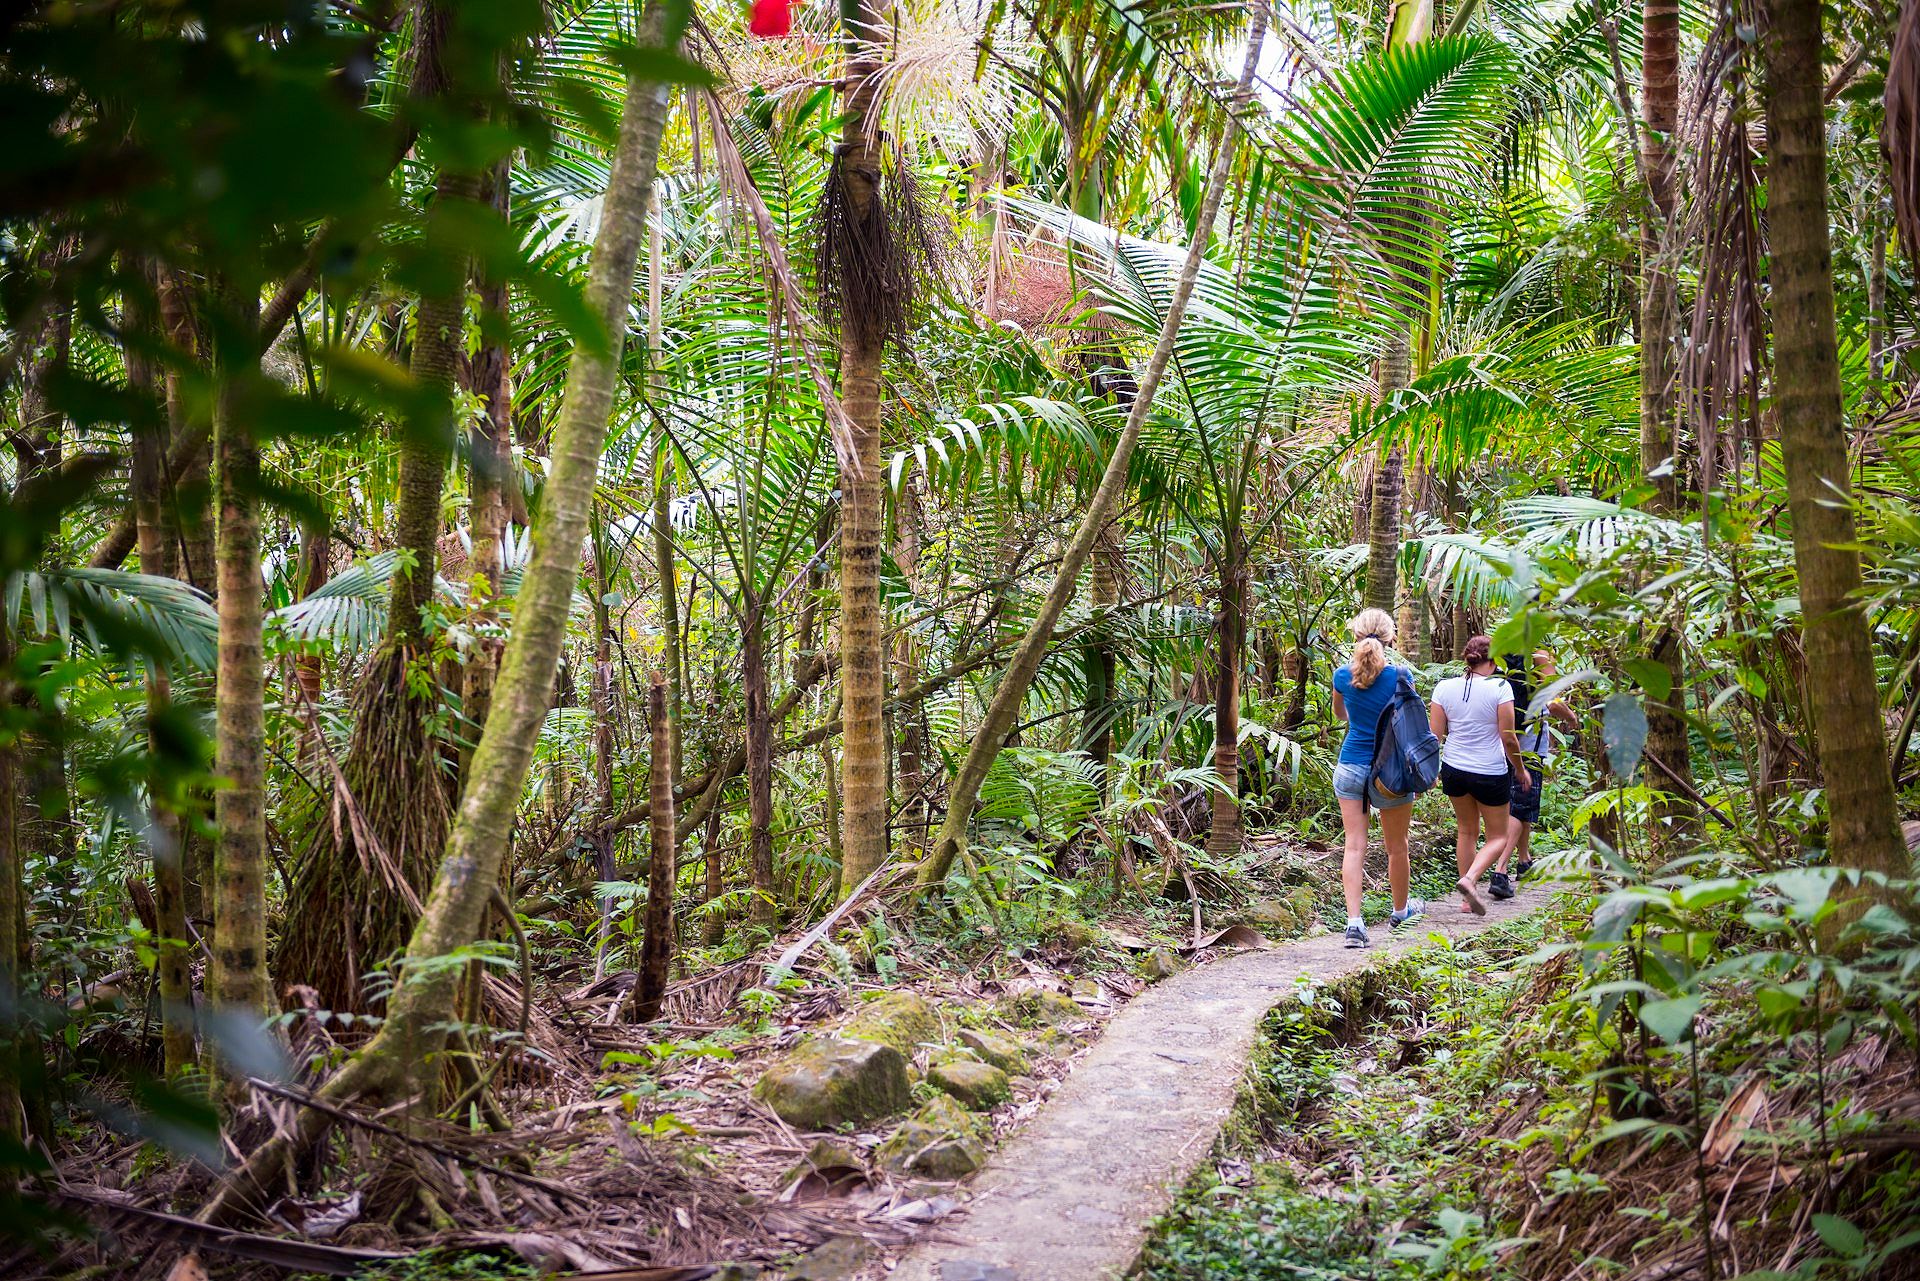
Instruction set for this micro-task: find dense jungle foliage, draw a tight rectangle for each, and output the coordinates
[1,0,1919,1275]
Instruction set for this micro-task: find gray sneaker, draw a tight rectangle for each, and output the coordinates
[1343,923,1371,949]
[1389,899,1426,928]
[1489,872,1515,901]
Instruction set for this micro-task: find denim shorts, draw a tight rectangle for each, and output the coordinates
[1333,761,1413,810]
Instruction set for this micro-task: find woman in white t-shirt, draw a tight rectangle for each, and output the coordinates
[1427,634,1531,915]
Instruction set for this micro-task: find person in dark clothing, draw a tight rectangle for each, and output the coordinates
[1499,648,1578,881]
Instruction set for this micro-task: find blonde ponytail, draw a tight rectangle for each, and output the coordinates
[1348,608,1396,689]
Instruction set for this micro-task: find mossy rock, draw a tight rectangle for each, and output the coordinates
[955,1028,1030,1076]
[1236,897,1299,931]
[927,1059,1012,1110]
[780,1137,866,1190]
[999,988,1088,1030]
[755,1035,911,1130]
[1043,915,1108,955]
[1138,946,1187,982]
[878,1095,987,1180]
[842,990,941,1058]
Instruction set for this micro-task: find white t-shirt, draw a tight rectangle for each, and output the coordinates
[1431,673,1514,774]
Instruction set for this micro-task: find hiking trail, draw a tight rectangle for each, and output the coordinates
[888,886,1547,1281]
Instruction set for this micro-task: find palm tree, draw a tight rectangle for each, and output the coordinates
[1759,0,1906,884]
[826,0,911,896]
[918,11,1270,889]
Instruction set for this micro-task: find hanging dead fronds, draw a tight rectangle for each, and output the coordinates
[1888,0,1920,266]
[813,142,945,355]
[1678,4,1767,495]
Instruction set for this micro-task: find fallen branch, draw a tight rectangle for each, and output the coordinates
[54,1190,406,1276]
[244,1077,596,1208]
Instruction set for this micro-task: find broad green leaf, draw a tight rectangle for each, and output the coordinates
[1637,995,1701,1045]
[1601,693,1647,777]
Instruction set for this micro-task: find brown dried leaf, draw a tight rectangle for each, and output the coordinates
[1700,1075,1768,1167]
[164,1252,209,1281]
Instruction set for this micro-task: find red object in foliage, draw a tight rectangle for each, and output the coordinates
[749,0,793,37]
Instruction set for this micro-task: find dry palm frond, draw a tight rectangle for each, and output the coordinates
[1678,5,1766,495]
[1888,0,1920,266]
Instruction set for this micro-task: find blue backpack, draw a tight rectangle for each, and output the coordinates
[1369,669,1441,805]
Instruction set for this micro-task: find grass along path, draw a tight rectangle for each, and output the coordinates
[888,884,1550,1281]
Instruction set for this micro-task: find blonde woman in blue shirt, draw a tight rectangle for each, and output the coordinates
[1330,608,1424,949]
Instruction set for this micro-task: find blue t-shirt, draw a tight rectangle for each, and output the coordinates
[1334,664,1404,766]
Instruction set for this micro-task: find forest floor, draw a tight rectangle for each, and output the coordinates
[40,831,1546,1280]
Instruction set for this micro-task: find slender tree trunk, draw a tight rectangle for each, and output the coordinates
[919,10,1267,890]
[835,0,891,895]
[743,602,778,926]
[128,304,197,1079]
[1761,0,1906,881]
[209,282,270,1101]
[629,672,676,1021]
[894,480,929,847]
[1364,340,1409,614]
[1641,0,1680,508]
[700,795,726,948]
[202,12,678,1222]
[1206,526,1247,858]
[462,154,513,754]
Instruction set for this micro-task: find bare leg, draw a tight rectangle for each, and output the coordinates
[1449,794,1476,877]
[1381,801,1412,912]
[1466,803,1511,883]
[1503,820,1531,871]
[1339,795,1369,921]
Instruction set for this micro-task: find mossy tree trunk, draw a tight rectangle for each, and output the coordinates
[209,280,271,1103]
[202,10,678,1221]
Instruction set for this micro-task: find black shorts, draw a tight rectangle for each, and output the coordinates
[1510,766,1544,824]
[1441,763,1512,808]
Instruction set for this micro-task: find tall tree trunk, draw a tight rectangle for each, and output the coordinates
[629,671,676,1021]
[209,281,270,1102]
[1640,0,1694,824]
[1761,0,1907,881]
[202,13,678,1222]
[835,0,891,896]
[0,616,22,1171]
[1640,0,1680,509]
[894,480,929,848]
[1206,526,1247,858]
[919,10,1267,890]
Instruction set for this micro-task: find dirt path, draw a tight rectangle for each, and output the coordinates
[889,887,1545,1281]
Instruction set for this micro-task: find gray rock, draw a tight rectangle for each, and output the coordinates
[787,1234,873,1279]
[878,1095,987,1180]
[756,1036,911,1130]
[1139,947,1187,982]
